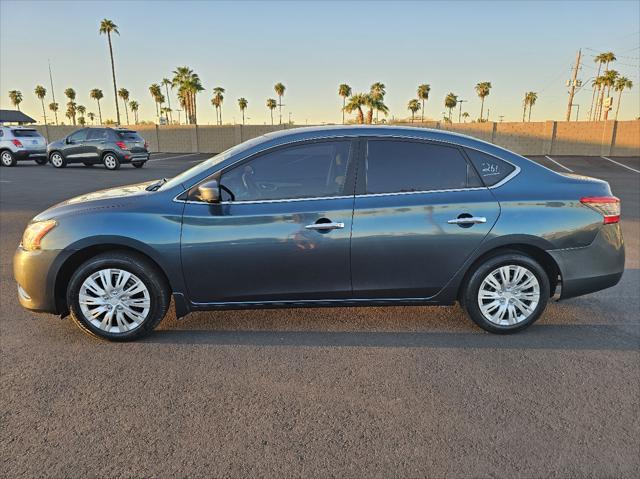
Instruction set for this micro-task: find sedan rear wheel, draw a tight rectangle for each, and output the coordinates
[462,252,550,334]
[50,152,66,168]
[67,251,169,341]
[1,150,16,167]
[103,153,120,170]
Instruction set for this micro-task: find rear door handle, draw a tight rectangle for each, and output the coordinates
[447,216,487,225]
[305,222,345,231]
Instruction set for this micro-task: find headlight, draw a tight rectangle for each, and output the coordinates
[21,220,57,251]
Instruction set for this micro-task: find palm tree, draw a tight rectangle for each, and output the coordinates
[77,104,86,119]
[129,100,139,124]
[238,98,248,125]
[338,84,352,124]
[522,92,528,122]
[8,90,22,111]
[462,112,470,122]
[78,116,86,126]
[99,19,121,125]
[161,78,173,123]
[526,92,538,121]
[87,112,96,124]
[90,88,104,124]
[614,76,633,120]
[161,107,172,123]
[343,93,367,124]
[64,88,77,125]
[274,82,285,124]
[592,52,616,120]
[49,102,59,125]
[444,93,457,121]
[365,94,389,124]
[34,85,47,124]
[407,99,420,122]
[149,83,163,122]
[602,69,619,120]
[213,87,225,125]
[118,88,130,124]
[172,67,204,124]
[65,102,76,125]
[475,82,492,121]
[369,82,386,122]
[417,84,431,122]
[266,98,277,125]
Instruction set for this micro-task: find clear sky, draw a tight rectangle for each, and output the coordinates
[1,0,639,125]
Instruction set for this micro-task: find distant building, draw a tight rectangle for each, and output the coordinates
[0,110,36,125]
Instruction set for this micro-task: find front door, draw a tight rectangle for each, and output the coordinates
[351,139,501,298]
[181,139,357,304]
[64,128,88,160]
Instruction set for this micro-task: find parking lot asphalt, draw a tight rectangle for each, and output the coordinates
[1,153,638,477]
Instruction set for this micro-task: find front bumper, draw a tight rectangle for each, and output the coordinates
[13,246,65,314]
[549,224,625,299]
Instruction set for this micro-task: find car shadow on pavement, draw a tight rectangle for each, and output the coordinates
[142,324,639,351]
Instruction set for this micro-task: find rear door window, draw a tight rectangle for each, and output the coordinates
[12,129,41,138]
[464,148,516,186]
[86,129,107,140]
[364,140,471,194]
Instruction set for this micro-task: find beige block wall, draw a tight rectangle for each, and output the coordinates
[25,120,640,157]
[611,120,640,156]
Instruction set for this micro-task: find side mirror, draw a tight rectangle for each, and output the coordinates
[66,137,72,144]
[196,180,220,203]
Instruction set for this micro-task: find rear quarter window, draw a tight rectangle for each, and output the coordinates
[115,130,143,141]
[465,148,516,186]
[12,129,41,138]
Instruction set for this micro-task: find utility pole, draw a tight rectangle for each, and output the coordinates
[457,99,467,123]
[565,49,582,121]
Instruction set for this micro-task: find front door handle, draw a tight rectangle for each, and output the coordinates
[447,216,487,225]
[305,221,345,231]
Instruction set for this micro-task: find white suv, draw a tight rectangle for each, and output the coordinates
[0,126,48,166]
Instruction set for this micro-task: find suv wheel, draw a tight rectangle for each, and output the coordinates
[1,150,16,167]
[132,161,145,168]
[50,152,66,168]
[67,251,170,341]
[103,153,120,170]
[461,252,550,334]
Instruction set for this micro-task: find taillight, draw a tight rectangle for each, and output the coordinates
[580,196,621,224]
[115,141,128,150]
[11,139,23,148]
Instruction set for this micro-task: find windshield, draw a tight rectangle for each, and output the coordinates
[160,135,269,191]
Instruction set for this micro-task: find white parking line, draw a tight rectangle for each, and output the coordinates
[601,156,640,174]
[148,153,204,162]
[0,180,11,183]
[544,155,574,173]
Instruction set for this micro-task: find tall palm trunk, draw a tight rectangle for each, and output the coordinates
[107,32,121,125]
[270,109,274,125]
[242,110,245,125]
[124,102,129,125]
[589,63,603,120]
[155,100,159,120]
[40,99,47,125]
[219,105,223,125]
[480,97,485,121]
[614,89,623,120]
[528,105,533,122]
[342,98,345,124]
[522,103,527,122]
[597,84,606,121]
[411,111,415,123]
[164,84,173,123]
[278,95,282,125]
[356,107,363,124]
[96,100,102,124]
[367,109,373,124]
[421,99,425,122]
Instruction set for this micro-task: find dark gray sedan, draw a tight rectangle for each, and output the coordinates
[14,126,624,340]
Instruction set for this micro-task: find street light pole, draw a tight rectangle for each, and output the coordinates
[457,99,467,123]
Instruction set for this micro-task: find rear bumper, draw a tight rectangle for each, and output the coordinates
[548,224,625,299]
[120,152,149,163]
[15,149,46,161]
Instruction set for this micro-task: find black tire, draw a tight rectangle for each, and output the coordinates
[132,161,145,168]
[461,251,550,334]
[1,150,16,167]
[35,157,48,165]
[49,151,67,168]
[67,251,170,341]
[103,153,120,170]
[83,162,94,167]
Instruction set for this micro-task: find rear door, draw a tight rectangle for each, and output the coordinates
[84,128,107,161]
[351,138,500,299]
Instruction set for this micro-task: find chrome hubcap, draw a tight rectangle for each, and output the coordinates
[1,152,11,165]
[79,268,150,334]
[478,265,540,326]
[51,154,62,166]
[104,156,116,168]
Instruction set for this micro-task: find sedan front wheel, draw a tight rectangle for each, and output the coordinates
[67,251,170,341]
